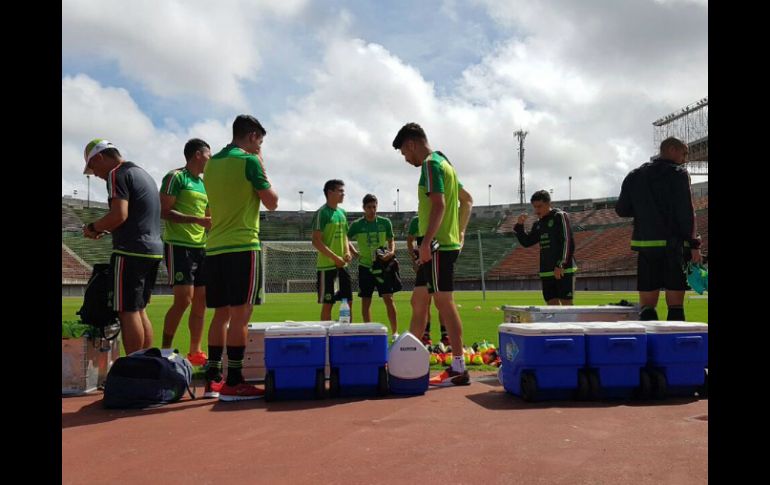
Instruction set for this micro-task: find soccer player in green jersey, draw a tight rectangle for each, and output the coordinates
[348,194,399,335]
[202,115,279,401]
[393,123,473,386]
[312,179,356,321]
[159,138,212,366]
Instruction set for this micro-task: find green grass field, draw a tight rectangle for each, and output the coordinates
[62,291,707,359]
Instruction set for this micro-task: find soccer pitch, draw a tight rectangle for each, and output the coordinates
[62,291,707,357]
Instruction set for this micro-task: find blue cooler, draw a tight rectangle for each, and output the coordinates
[264,323,328,401]
[635,321,708,398]
[328,323,389,397]
[498,323,585,401]
[573,322,647,399]
[387,332,430,395]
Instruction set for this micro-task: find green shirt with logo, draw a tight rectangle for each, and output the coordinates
[312,204,349,270]
[417,151,461,251]
[160,167,208,248]
[348,216,394,268]
[203,144,271,256]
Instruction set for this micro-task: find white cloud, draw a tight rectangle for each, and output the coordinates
[62,74,231,202]
[62,0,309,107]
[62,1,707,212]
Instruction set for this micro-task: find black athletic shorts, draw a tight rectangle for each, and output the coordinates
[164,243,206,287]
[637,250,687,292]
[110,253,160,312]
[541,274,575,301]
[358,265,397,298]
[204,250,263,308]
[415,250,459,293]
[317,267,353,304]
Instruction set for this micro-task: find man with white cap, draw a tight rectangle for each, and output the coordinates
[82,139,163,354]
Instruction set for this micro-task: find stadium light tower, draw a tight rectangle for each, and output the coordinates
[396,188,399,213]
[569,176,572,208]
[514,129,528,205]
[298,190,304,213]
[86,175,91,208]
[488,184,491,206]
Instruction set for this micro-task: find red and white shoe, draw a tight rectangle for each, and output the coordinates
[203,376,224,399]
[219,382,265,402]
[429,368,470,387]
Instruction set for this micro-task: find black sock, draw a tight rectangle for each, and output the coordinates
[423,320,431,338]
[205,345,224,381]
[667,306,685,321]
[440,324,448,338]
[639,306,659,321]
[225,346,246,386]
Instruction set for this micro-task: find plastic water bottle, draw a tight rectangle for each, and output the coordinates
[339,298,351,323]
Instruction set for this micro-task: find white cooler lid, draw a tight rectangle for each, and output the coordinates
[572,322,646,335]
[248,322,289,331]
[284,320,336,328]
[265,323,327,338]
[630,321,709,334]
[499,323,584,336]
[501,305,638,313]
[329,323,389,336]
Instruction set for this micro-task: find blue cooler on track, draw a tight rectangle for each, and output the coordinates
[264,323,328,401]
[572,322,647,399]
[498,323,585,401]
[328,323,389,397]
[634,321,708,399]
[387,332,430,395]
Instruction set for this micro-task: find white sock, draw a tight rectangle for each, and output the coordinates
[451,355,466,373]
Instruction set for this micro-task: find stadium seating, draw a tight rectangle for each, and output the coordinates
[63,195,708,285]
[62,246,91,282]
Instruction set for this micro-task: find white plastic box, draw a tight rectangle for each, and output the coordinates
[502,305,639,323]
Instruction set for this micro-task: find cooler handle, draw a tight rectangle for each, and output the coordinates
[343,337,374,349]
[544,338,574,350]
[675,336,702,347]
[608,337,637,348]
[281,340,311,353]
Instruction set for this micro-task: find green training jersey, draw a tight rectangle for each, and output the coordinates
[348,215,393,268]
[417,151,461,250]
[160,167,208,247]
[203,144,271,256]
[312,204,349,270]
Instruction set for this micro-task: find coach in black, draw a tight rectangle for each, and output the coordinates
[615,136,702,321]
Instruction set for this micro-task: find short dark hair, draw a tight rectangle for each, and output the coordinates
[392,122,427,149]
[363,194,377,206]
[233,114,266,139]
[324,179,344,197]
[531,190,551,203]
[660,136,686,153]
[184,138,210,161]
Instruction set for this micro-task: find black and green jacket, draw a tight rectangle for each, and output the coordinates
[514,209,576,278]
[615,157,701,252]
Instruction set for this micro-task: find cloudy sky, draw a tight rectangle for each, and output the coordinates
[62,0,707,211]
